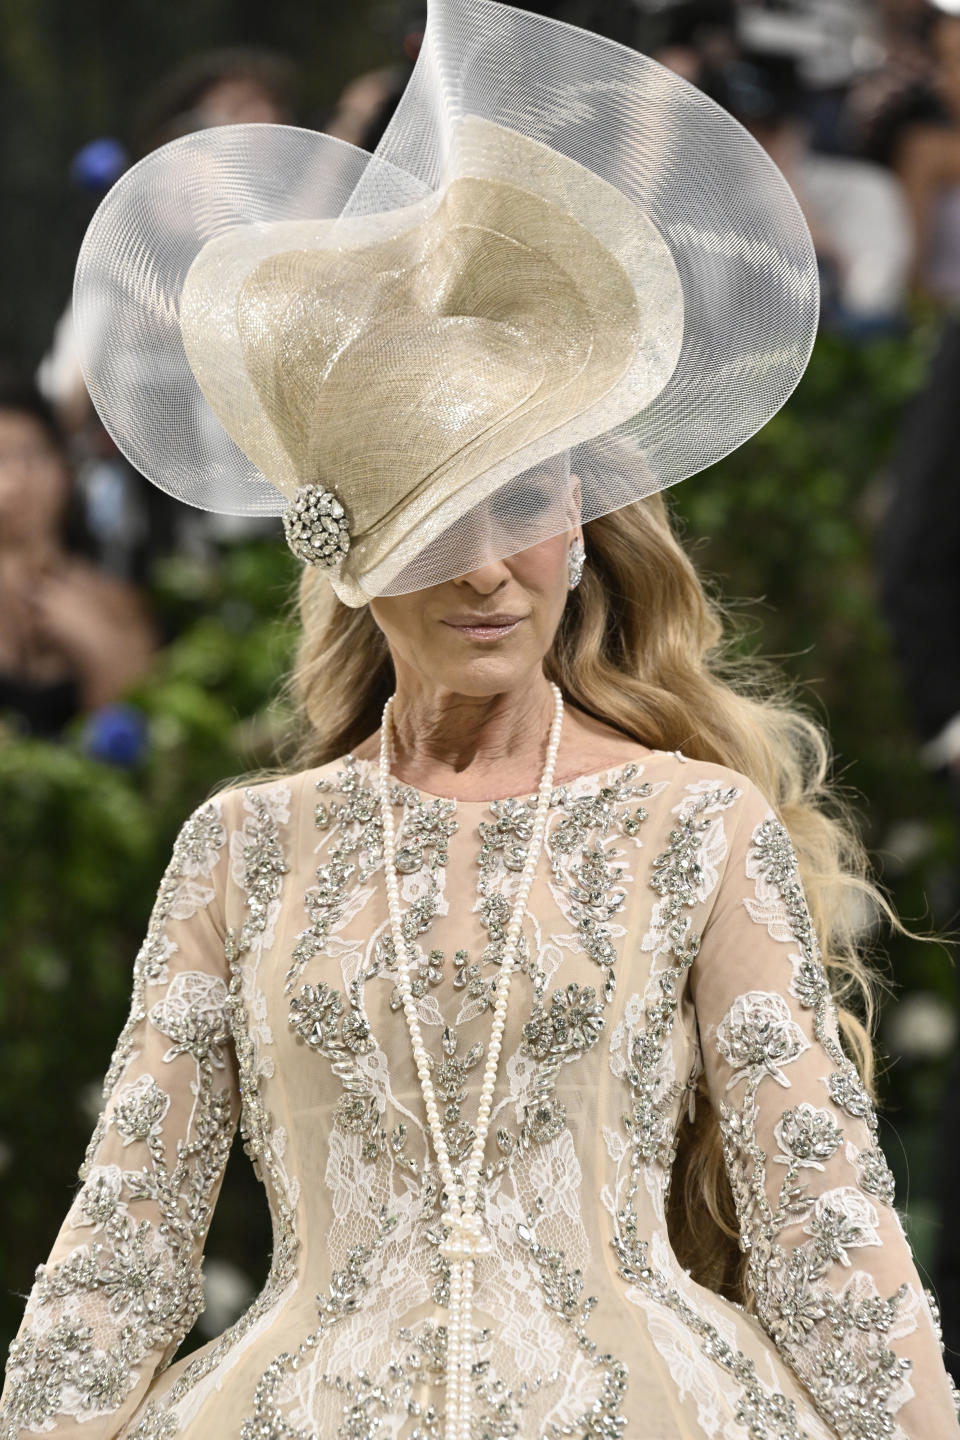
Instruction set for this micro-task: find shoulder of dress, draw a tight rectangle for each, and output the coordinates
[199,769,305,836]
[637,758,782,860]
[306,751,380,797]
[642,751,762,803]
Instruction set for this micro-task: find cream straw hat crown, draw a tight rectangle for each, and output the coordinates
[74,0,818,606]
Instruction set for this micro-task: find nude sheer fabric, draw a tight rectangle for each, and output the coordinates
[1,752,956,1439]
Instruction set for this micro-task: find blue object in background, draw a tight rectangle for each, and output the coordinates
[82,703,148,767]
[70,138,128,193]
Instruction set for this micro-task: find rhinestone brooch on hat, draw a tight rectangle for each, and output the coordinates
[283,483,351,567]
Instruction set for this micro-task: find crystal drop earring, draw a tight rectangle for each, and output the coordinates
[568,536,586,590]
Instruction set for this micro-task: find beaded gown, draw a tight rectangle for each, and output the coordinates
[1,749,958,1440]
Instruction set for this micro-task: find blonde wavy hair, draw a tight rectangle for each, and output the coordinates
[287,492,887,1304]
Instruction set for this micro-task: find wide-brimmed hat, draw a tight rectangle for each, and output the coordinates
[74,0,818,607]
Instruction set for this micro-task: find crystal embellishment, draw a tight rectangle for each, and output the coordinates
[282,484,351,567]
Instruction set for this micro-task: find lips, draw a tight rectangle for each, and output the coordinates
[443,615,524,640]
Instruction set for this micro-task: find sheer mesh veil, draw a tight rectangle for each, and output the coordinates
[73,0,819,606]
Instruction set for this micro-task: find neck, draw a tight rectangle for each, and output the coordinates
[387,669,557,788]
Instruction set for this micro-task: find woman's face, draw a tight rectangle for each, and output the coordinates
[368,524,580,699]
[0,410,69,547]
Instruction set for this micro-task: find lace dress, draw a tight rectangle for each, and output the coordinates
[1,750,957,1440]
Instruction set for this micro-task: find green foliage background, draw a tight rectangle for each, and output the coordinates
[1,332,957,1360]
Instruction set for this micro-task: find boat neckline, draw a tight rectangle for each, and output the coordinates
[346,748,683,805]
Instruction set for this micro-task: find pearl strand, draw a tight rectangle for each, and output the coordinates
[378,682,564,1440]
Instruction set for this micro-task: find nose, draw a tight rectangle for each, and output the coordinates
[451,557,511,594]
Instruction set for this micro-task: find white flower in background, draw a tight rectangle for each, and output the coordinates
[196,1259,255,1337]
[884,991,957,1062]
[881,819,936,875]
[80,1078,109,1126]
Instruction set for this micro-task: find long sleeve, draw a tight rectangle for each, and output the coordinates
[0,800,239,1438]
[690,783,960,1440]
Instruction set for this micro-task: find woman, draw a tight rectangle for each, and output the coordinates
[895,9,960,301]
[0,380,155,737]
[1,0,957,1435]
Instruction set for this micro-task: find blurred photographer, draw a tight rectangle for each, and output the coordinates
[0,379,155,737]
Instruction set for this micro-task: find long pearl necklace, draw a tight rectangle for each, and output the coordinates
[377,682,564,1440]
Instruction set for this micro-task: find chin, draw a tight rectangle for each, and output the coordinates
[430,652,532,696]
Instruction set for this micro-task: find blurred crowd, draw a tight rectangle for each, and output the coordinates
[1,0,959,767]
